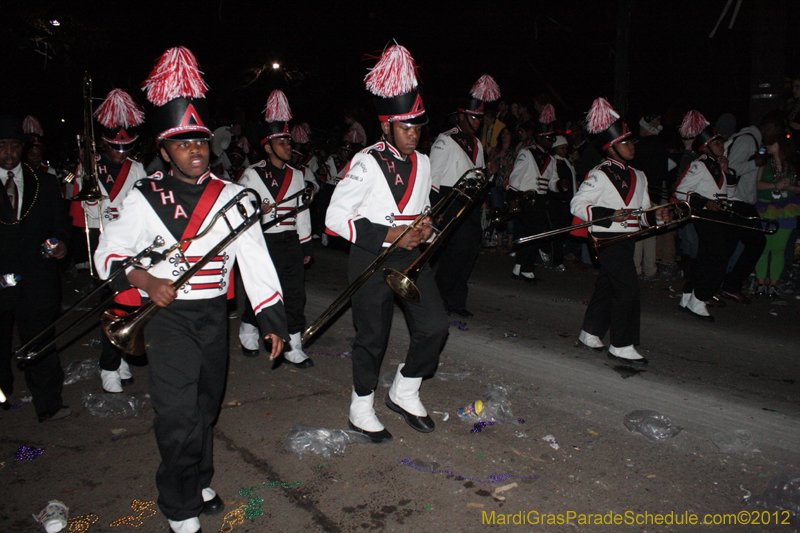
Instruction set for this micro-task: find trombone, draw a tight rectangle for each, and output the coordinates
[515,200,692,247]
[489,190,536,228]
[70,72,108,278]
[15,236,166,362]
[260,183,315,231]
[302,168,488,343]
[101,186,313,355]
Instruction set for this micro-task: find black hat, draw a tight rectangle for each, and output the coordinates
[259,90,292,145]
[94,89,145,152]
[0,115,25,141]
[142,47,211,142]
[458,74,500,117]
[584,97,632,151]
[365,43,427,126]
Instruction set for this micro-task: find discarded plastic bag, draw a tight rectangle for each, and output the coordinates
[285,424,370,459]
[81,391,149,418]
[63,359,99,386]
[712,430,760,454]
[459,384,517,423]
[746,472,800,524]
[435,370,472,381]
[623,410,682,440]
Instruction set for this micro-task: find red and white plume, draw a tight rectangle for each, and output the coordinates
[142,47,209,107]
[263,90,292,122]
[539,104,556,125]
[344,128,361,144]
[470,74,500,102]
[291,124,310,144]
[94,89,145,129]
[237,136,251,155]
[679,110,709,139]
[365,44,419,98]
[585,97,620,134]
[22,116,44,136]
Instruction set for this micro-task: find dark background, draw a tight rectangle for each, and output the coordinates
[1,0,797,147]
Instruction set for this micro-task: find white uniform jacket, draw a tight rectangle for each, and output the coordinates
[430,127,485,193]
[94,171,288,338]
[507,145,559,195]
[323,155,349,186]
[570,159,654,234]
[239,161,312,245]
[326,140,431,254]
[674,154,733,210]
[71,157,147,228]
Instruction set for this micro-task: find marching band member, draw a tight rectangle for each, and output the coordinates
[674,110,737,321]
[238,90,313,368]
[571,98,669,366]
[326,43,448,443]
[430,74,496,317]
[91,89,149,393]
[21,116,57,176]
[507,104,561,281]
[95,47,288,533]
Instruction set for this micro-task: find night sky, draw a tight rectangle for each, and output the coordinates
[2,1,797,150]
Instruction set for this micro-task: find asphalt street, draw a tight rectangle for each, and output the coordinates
[2,243,799,533]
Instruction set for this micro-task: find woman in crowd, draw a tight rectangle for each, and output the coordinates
[754,136,800,297]
[488,127,518,252]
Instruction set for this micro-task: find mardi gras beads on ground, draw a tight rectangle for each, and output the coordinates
[109,499,157,528]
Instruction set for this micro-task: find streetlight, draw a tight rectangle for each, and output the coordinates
[272,62,280,70]
[50,20,60,26]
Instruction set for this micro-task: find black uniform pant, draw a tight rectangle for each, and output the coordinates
[721,202,767,293]
[434,195,482,311]
[683,215,737,301]
[242,232,306,334]
[311,183,335,237]
[349,245,449,396]
[0,300,64,419]
[516,206,551,272]
[582,236,640,347]
[145,296,227,521]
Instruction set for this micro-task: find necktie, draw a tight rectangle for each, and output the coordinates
[5,171,18,220]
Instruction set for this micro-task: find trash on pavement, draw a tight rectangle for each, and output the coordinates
[81,391,149,418]
[63,359,99,386]
[746,472,800,525]
[623,410,683,440]
[285,424,370,459]
[33,500,68,532]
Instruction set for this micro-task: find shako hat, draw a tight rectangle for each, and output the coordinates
[365,43,427,126]
[680,110,720,153]
[142,47,211,142]
[94,89,145,152]
[22,116,45,148]
[259,90,292,145]
[584,97,632,151]
[536,104,557,136]
[458,74,500,117]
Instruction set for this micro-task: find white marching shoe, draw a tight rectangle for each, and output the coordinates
[283,332,313,369]
[118,358,134,386]
[168,517,200,533]
[239,321,260,357]
[683,291,713,321]
[679,292,691,308]
[349,390,392,443]
[608,344,648,366]
[386,364,435,433]
[101,369,122,393]
[578,330,605,351]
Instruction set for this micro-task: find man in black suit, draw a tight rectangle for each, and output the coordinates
[0,115,72,421]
